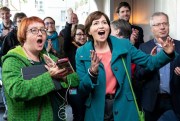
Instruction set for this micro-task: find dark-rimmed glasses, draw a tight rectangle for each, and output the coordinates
[45,22,55,26]
[27,28,47,34]
[152,22,169,27]
[76,33,86,36]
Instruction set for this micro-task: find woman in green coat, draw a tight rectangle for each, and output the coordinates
[75,11,175,121]
[2,16,78,121]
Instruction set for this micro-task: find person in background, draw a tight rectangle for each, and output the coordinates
[75,11,175,121]
[0,6,14,41]
[0,6,14,120]
[59,8,78,39]
[135,12,180,121]
[110,19,131,39]
[44,17,65,58]
[64,8,87,70]
[63,8,87,121]
[116,1,144,48]
[0,12,27,57]
[1,16,79,121]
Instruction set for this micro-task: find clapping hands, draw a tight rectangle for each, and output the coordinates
[43,54,68,79]
[130,28,139,45]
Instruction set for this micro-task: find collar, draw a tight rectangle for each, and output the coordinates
[154,39,162,47]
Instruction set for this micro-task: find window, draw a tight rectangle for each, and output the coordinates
[61,10,66,22]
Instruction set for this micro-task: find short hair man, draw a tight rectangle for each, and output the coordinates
[0,12,27,56]
[116,2,144,48]
[135,12,180,121]
[0,6,14,41]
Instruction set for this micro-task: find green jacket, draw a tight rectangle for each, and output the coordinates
[2,46,78,121]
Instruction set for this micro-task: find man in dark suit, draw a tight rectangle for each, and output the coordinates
[116,1,144,48]
[135,12,180,121]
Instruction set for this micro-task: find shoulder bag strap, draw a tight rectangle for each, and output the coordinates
[121,57,142,117]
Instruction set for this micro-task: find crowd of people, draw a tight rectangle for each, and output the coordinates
[0,1,179,121]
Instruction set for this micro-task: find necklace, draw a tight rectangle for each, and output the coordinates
[23,47,41,64]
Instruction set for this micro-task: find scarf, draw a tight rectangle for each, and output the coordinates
[45,32,60,53]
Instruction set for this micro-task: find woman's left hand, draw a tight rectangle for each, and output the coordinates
[159,36,175,54]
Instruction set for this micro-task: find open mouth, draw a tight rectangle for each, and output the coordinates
[98,31,105,35]
[37,39,43,43]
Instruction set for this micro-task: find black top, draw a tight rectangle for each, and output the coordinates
[63,22,78,71]
[0,28,20,66]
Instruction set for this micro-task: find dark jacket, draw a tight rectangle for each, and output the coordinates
[63,22,78,71]
[135,39,180,119]
[0,28,19,66]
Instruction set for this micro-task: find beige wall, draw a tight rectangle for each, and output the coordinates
[111,0,180,42]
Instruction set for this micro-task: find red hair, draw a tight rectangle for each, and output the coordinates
[17,16,45,44]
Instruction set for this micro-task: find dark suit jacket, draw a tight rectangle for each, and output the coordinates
[131,24,144,48]
[135,39,180,119]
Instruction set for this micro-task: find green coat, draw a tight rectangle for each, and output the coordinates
[2,46,65,121]
[75,36,173,121]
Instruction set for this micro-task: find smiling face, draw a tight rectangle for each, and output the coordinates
[24,22,47,52]
[75,28,87,45]
[118,6,131,22]
[44,17,55,33]
[88,15,110,43]
[0,10,11,23]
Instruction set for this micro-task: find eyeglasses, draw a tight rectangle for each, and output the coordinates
[27,28,47,34]
[152,22,169,27]
[45,22,55,25]
[76,33,86,36]
[16,20,22,23]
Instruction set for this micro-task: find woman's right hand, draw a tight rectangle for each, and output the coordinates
[43,54,68,79]
[90,50,101,74]
[67,8,73,24]
[47,65,68,79]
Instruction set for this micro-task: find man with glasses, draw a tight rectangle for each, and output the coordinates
[135,12,180,121]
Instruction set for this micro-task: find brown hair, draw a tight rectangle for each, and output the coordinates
[43,16,55,24]
[84,11,110,40]
[0,6,10,12]
[72,24,85,37]
[13,12,27,24]
[116,2,131,13]
[18,16,45,44]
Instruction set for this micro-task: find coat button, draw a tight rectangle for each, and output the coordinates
[114,111,118,115]
[114,67,118,71]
